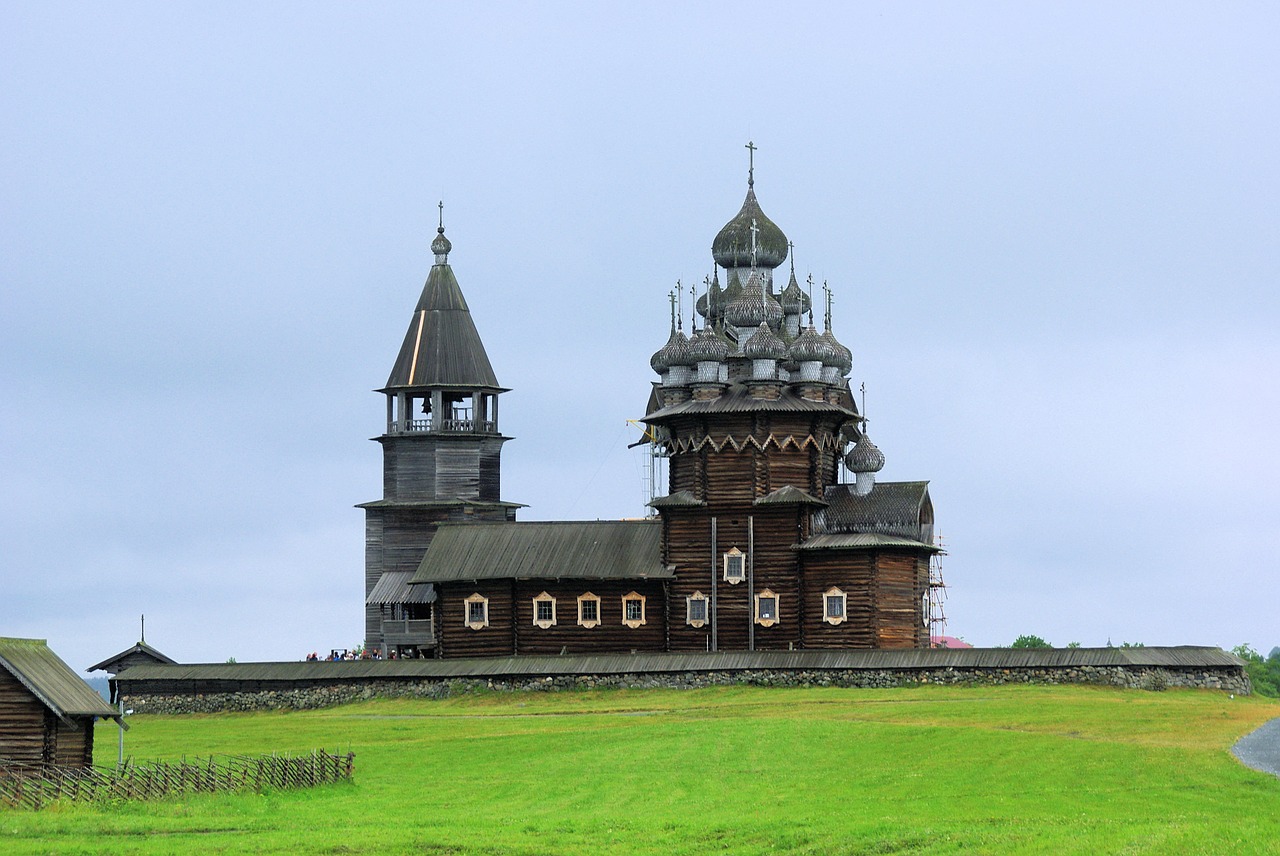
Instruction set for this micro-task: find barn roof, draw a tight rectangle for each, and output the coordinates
[410,520,671,583]
[367,573,436,605]
[382,258,502,392]
[0,637,119,724]
[815,481,932,540]
[86,641,177,674]
[113,646,1245,684]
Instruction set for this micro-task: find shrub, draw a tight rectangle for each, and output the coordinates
[1010,635,1052,649]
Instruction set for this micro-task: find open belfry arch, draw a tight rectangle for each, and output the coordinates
[369,149,942,658]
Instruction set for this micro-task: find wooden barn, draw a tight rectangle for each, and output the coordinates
[367,155,941,658]
[87,640,177,704]
[0,637,121,768]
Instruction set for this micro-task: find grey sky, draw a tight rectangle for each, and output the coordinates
[3,3,1277,670]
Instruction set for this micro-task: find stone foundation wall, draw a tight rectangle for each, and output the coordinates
[122,664,1250,715]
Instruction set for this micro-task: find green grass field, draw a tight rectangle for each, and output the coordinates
[4,684,1279,854]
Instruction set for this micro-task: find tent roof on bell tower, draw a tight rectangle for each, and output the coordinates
[383,233,501,392]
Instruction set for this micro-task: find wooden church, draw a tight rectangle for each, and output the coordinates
[363,156,939,658]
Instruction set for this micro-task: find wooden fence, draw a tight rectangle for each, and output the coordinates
[0,750,354,810]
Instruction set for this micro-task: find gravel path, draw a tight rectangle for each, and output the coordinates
[1232,717,1280,778]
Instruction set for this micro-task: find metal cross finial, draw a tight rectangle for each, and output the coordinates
[749,217,760,269]
[676,281,683,331]
[745,140,757,187]
[437,200,444,231]
[806,274,815,326]
[668,289,677,332]
[823,280,832,331]
[689,280,698,332]
[860,382,867,422]
[789,241,795,275]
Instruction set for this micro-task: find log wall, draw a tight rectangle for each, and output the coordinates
[0,669,46,764]
[437,580,667,658]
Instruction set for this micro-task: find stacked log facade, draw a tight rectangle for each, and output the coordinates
[0,670,94,768]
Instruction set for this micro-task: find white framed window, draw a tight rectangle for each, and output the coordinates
[532,592,557,629]
[577,592,601,629]
[723,548,745,584]
[754,589,779,627]
[686,591,709,628]
[621,591,647,628]
[464,593,489,630]
[823,587,847,626]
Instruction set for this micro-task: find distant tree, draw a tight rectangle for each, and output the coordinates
[1233,644,1280,698]
[226,656,237,664]
[1119,642,1145,648]
[1010,634,1052,649]
[1066,641,1082,649]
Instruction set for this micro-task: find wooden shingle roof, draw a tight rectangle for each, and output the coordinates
[114,647,1245,685]
[383,261,501,391]
[410,520,671,584]
[0,637,119,723]
[814,481,932,541]
[86,641,176,674]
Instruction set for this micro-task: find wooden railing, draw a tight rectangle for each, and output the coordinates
[381,618,435,645]
[389,419,496,434]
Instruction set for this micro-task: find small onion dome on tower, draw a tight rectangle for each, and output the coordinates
[822,329,853,376]
[725,269,784,330]
[845,432,886,496]
[650,328,691,374]
[687,326,731,363]
[742,322,787,360]
[789,324,838,364]
[779,269,811,317]
[845,433,886,473]
[696,271,725,326]
[712,186,789,269]
[819,330,849,381]
[431,228,452,263]
[789,323,837,384]
[721,269,744,308]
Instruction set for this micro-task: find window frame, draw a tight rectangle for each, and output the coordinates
[464,592,489,630]
[621,591,647,628]
[723,548,745,584]
[754,588,780,628]
[577,592,601,628]
[686,591,709,628]
[532,591,557,629]
[823,587,847,626]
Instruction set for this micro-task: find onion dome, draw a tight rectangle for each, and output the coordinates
[779,269,810,316]
[821,329,853,374]
[712,186,789,269]
[695,271,725,325]
[722,269,744,306]
[687,327,730,363]
[845,434,886,473]
[789,324,838,364]
[725,269,784,329]
[743,322,787,360]
[650,328,691,373]
[431,226,452,262]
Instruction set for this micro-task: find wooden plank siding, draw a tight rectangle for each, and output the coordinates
[0,670,94,767]
[0,669,47,764]
[437,581,667,657]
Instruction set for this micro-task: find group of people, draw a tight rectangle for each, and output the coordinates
[304,648,411,661]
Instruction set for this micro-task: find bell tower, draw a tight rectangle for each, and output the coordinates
[360,208,519,654]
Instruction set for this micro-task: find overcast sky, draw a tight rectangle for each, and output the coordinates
[3,3,1277,671]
